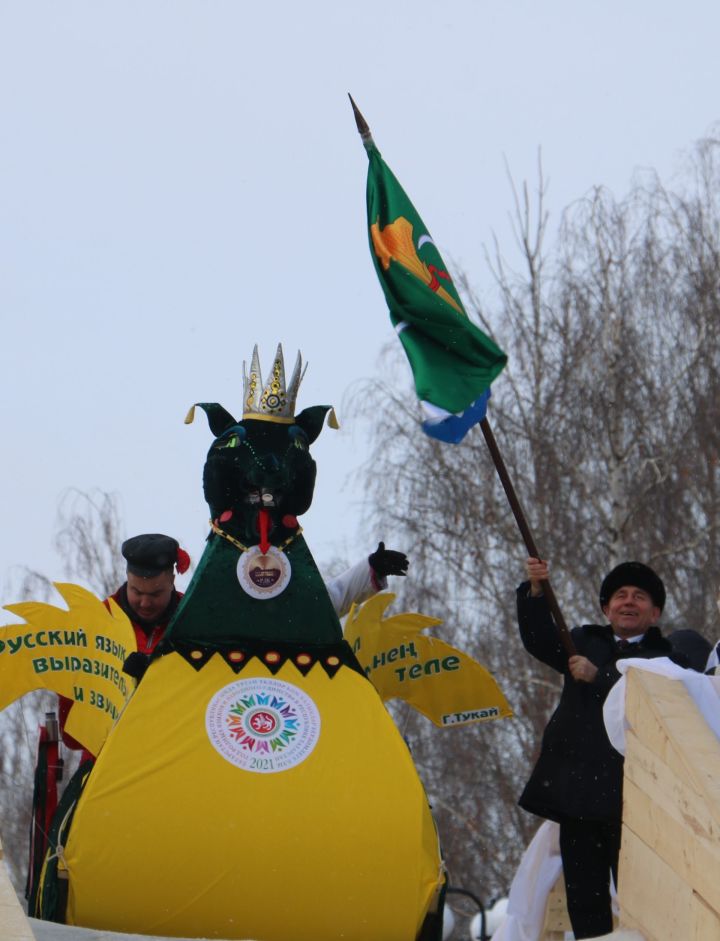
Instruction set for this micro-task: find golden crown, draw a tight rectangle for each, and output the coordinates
[242,344,306,423]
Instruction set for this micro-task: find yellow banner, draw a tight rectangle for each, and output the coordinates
[2,583,136,755]
[345,593,512,727]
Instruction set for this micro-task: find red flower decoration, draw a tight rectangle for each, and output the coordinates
[176,547,191,574]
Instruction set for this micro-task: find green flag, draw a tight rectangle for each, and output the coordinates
[356,102,507,440]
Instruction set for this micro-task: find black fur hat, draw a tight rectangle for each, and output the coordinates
[599,561,666,612]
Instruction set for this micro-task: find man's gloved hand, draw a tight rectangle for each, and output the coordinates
[123,651,151,682]
[368,541,409,577]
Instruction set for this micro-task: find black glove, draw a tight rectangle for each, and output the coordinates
[123,651,151,682]
[368,541,409,578]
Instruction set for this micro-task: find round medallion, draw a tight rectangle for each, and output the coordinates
[206,677,321,773]
[237,545,291,599]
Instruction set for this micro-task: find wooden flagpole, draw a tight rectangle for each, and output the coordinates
[479,418,576,656]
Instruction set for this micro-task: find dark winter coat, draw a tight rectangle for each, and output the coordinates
[516,582,687,823]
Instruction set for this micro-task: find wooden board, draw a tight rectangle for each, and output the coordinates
[542,873,572,934]
[624,733,720,914]
[619,669,720,940]
[624,669,720,816]
[0,839,36,941]
[619,827,720,940]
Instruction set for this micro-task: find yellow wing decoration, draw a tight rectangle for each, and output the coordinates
[2,584,136,755]
[345,593,512,727]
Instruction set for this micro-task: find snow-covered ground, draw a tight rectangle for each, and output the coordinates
[31,921,259,941]
[28,917,647,940]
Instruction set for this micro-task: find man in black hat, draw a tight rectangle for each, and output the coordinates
[58,533,190,754]
[114,533,190,653]
[516,557,691,939]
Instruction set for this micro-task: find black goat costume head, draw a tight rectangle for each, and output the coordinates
[185,345,336,545]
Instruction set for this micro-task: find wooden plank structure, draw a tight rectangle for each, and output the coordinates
[0,834,35,941]
[538,668,720,941]
[618,669,720,940]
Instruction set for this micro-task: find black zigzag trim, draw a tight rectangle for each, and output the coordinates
[161,639,365,680]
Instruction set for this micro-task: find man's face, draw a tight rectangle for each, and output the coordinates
[126,570,175,624]
[602,585,660,638]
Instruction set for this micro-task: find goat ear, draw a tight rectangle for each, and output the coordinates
[184,403,237,437]
[293,406,338,444]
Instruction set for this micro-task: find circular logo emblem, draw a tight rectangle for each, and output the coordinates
[206,678,321,773]
[248,710,277,735]
[237,545,291,599]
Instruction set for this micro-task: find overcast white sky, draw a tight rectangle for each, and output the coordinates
[2,0,719,608]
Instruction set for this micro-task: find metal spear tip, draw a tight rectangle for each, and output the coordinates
[348,93,373,143]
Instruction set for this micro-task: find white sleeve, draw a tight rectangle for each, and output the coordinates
[325,558,386,618]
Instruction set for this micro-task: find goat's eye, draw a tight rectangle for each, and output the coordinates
[216,424,247,449]
[217,425,247,449]
[288,426,308,450]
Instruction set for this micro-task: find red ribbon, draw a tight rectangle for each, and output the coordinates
[258,510,271,554]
